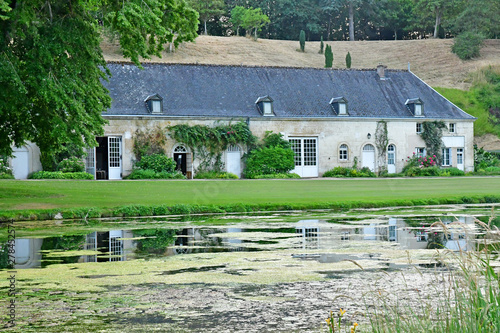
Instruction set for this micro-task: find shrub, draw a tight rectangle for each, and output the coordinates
[194,171,238,179]
[299,30,305,52]
[57,157,85,173]
[135,154,176,173]
[324,44,333,68]
[452,31,484,60]
[0,156,13,178]
[29,171,93,179]
[345,51,351,68]
[323,166,375,178]
[244,146,295,179]
[319,36,324,54]
[250,173,300,179]
[442,167,465,176]
[125,169,185,179]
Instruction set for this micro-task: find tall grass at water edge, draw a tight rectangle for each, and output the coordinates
[366,214,500,333]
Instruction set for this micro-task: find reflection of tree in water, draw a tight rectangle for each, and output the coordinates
[133,229,177,254]
[41,235,86,267]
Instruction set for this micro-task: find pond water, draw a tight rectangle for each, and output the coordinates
[1,204,499,332]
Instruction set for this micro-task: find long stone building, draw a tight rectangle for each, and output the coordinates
[10,63,475,179]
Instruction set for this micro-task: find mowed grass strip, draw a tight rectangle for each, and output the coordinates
[1,177,500,211]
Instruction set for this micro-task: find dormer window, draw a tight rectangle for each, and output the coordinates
[144,94,163,114]
[405,98,424,117]
[255,96,274,116]
[330,97,348,116]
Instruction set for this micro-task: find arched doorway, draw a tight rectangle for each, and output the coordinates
[173,145,188,175]
[362,144,375,171]
[226,145,241,178]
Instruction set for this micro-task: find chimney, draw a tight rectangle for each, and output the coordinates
[377,63,387,79]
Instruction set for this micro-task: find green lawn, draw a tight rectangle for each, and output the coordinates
[1,177,500,211]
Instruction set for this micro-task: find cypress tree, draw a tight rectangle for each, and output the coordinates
[346,51,351,68]
[299,30,305,52]
[325,45,333,68]
[319,36,324,54]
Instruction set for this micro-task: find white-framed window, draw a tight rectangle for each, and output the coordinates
[339,103,347,115]
[263,101,272,115]
[449,123,456,133]
[442,148,451,166]
[416,147,425,158]
[152,100,161,113]
[415,104,422,116]
[387,144,395,165]
[389,225,397,241]
[416,123,422,133]
[339,144,348,161]
[457,148,463,165]
[416,230,427,242]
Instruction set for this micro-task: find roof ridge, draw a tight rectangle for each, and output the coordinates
[105,61,409,72]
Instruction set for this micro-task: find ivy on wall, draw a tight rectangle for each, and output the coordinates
[133,126,167,161]
[421,121,446,163]
[168,121,256,172]
[375,120,388,173]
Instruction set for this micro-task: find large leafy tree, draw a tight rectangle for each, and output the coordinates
[414,0,464,38]
[187,0,224,35]
[0,0,198,159]
[375,0,414,40]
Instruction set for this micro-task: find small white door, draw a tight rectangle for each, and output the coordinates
[456,148,464,171]
[108,136,122,180]
[226,145,241,178]
[387,144,396,174]
[289,137,318,177]
[12,147,29,179]
[362,144,375,171]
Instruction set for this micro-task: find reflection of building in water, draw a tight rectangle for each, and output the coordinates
[81,230,134,262]
[295,217,475,251]
[14,239,43,269]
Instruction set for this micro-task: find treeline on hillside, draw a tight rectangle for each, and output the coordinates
[187,0,499,43]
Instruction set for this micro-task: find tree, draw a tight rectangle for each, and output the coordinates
[375,0,414,40]
[299,30,306,52]
[241,7,270,40]
[0,1,198,158]
[345,51,351,68]
[230,5,246,36]
[452,0,500,38]
[325,44,333,68]
[187,0,224,35]
[319,36,324,54]
[414,0,464,38]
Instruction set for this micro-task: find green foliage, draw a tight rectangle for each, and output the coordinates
[244,146,295,179]
[240,7,270,40]
[324,44,333,68]
[230,6,246,36]
[345,51,352,68]
[250,173,301,179]
[29,171,93,180]
[135,154,176,173]
[323,166,376,178]
[133,229,177,254]
[0,0,198,159]
[133,127,167,162]
[299,29,306,52]
[471,66,500,125]
[194,171,238,179]
[168,121,255,172]
[474,145,500,170]
[319,36,324,54]
[125,169,186,180]
[452,31,484,60]
[57,157,85,173]
[0,155,13,178]
[187,0,224,35]
[421,121,446,163]
[262,131,291,149]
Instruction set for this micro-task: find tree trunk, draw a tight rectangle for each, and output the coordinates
[348,2,355,41]
[236,26,239,36]
[254,27,257,40]
[204,20,207,35]
[433,7,441,38]
[394,29,397,41]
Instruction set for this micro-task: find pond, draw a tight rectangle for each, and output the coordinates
[1,204,499,332]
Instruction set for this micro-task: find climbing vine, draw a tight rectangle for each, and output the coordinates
[375,120,388,172]
[133,126,167,161]
[168,121,256,172]
[421,121,446,163]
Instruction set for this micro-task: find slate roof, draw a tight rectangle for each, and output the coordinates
[103,62,475,120]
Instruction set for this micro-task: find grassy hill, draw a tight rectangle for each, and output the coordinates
[102,36,500,148]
